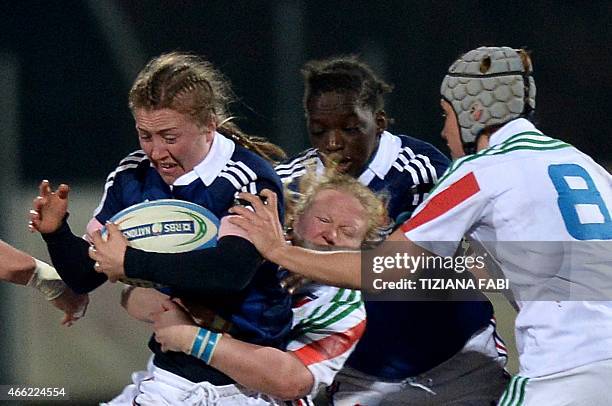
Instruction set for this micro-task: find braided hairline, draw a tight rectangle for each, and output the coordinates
[129,52,286,163]
[302,55,393,113]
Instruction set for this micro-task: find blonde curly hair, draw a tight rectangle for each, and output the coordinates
[286,169,389,247]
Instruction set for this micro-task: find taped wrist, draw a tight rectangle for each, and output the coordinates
[189,327,222,364]
[27,259,67,300]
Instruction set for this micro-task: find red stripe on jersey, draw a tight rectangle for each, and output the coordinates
[293,296,314,308]
[401,172,480,233]
[292,320,366,366]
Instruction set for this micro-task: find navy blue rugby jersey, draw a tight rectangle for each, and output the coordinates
[276,131,494,378]
[277,132,448,226]
[95,133,292,384]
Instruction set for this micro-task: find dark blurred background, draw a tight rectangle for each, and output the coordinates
[2,1,610,187]
[0,1,610,402]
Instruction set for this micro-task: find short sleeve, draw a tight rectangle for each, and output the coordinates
[401,168,487,257]
[287,289,366,396]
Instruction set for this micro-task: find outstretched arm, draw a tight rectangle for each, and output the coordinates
[228,190,421,289]
[227,189,361,287]
[0,239,37,285]
[152,301,314,400]
[0,239,88,325]
[29,180,106,293]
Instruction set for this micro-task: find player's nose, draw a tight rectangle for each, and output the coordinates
[324,131,344,152]
[321,228,338,246]
[149,139,169,161]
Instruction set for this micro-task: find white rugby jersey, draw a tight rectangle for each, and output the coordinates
[287,285,366,396]
[403,118,612,377]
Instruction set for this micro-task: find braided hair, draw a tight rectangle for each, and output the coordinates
[129,52,285,163]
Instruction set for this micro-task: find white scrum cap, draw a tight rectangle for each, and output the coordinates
[441,46,536,152]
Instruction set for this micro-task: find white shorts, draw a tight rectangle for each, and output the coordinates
[102,356,285,406]
[498,357,612,406]
[330,322,509,405]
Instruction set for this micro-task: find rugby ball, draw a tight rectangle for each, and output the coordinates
[102,199,219,287]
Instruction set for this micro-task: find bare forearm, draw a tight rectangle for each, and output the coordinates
[163,324,313,399]
[0,240,35,285]
[269,245,362,289]
[267,231,425,290]
[122,287,168,323]
[211,337,313,400]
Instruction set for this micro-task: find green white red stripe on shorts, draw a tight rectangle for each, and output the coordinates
[499,375,529,406]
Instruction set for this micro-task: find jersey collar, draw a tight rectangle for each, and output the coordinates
[173,131,235,186]
[312,131,401,183]
[489,118,542,147]
[358,131,402,184]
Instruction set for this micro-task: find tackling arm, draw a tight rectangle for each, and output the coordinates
[121,286,170,323]
[267,230,425,289]
[0,239,88,325]
[210,336,314,399]
[228,190,424,289]
[152,301,314,400]
[0,239,36,285]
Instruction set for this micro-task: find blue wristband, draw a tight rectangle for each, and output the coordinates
[189,327,221,364]
[190,328,208,358]
[202,331,221,364]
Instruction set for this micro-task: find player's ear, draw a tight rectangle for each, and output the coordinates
[376,111,388,134]
[200,116,217,141]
